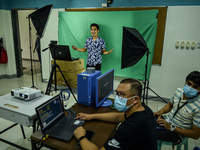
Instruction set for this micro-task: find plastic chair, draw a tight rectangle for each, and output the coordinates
[157,137,188,150]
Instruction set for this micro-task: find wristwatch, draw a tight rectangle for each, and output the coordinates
[170,124,176,132]
[77,136,86,143]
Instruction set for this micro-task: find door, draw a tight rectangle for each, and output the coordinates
[11,9,43,84]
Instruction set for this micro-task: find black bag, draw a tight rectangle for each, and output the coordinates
[156,128,182,144]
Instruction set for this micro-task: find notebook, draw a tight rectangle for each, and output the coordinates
[50,45,79,61]
[35,95,85,141]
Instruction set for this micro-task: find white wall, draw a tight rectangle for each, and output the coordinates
[41,8,65,80]
[149,6,200,98]
[0,10,16,76]
[18,10,38,60]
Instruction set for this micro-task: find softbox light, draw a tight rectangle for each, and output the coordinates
[121,27,149,69]
[29,4,53,38]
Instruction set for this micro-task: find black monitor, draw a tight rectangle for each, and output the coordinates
[95,69,114,107]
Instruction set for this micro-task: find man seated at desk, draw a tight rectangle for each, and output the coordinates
[74,78,157,150]
[155,71,200,144]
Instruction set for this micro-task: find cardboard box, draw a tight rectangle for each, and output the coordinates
[64,69,86,82]
[51,59,84,72]
[53,80,77,88]
[53,68,85,82]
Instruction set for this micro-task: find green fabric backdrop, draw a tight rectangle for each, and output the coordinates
[58,10,158,80]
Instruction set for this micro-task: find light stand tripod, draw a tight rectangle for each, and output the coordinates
[28,15,37,89]
[121,27,166,105]
[44,43,77,102]
[142,49,167,105]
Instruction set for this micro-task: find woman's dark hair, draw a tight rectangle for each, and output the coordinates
[90,23,99,30]
[186,71,200,86]
[120,78,142,97]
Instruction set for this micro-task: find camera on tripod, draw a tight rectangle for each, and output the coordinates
[49,40,58,50]
[44,40,77,102]
[42,40,58,52]
[49,40,57,47]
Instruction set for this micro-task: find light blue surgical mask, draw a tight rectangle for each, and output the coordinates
[183,84,199,98]
[114,95,136,112]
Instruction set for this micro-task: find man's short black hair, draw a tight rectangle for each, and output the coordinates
[186,71,200,86]
[120,78,142,97]
[91,23,99,30]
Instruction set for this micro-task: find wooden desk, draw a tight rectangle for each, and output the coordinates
[31,103,118,150]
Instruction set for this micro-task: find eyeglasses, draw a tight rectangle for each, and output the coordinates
[113,90,137,100]
[113,90,125,98]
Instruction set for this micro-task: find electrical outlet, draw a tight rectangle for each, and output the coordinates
[180,41,185,49]
[175,41,180,49]
[102,3,107,7]
[197,42,200,49]
[191,42,196,50]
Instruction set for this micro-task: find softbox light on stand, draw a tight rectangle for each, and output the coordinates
[29,4,53,38]
[122,27,148,69]
[28,4,53,89]
[121,27,167,104]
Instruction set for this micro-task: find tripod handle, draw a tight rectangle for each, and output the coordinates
[42,47,49,52]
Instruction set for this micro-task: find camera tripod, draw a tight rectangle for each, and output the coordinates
[44,43,77,102]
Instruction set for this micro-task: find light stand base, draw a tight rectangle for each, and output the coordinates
[142,80,167,105]
[142,49,167,105]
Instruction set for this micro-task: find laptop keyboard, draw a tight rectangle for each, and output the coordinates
[68,124,78,131]
[48,117,74,135]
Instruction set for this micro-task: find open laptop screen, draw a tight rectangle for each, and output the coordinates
[50,45,71,60]
[36,95,64,130]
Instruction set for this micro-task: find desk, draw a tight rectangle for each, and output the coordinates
[31,103,118,150]
[0,94,52,127]
[0,93,52,149]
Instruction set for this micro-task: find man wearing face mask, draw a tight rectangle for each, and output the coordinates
[72,23,113,71]
[74,78,157,150]
[155,71,200,144]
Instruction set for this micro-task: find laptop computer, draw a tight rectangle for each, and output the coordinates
[35,95,85,141]
[50,45,79,61]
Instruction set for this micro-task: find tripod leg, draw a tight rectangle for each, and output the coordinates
[148,87,167,103]
[57,65,77,102]
[45,65,56,95]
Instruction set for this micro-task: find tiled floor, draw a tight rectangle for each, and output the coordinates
[0,72,199,149]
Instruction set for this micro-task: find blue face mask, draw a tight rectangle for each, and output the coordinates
[183,84,199,98]
[114,95,136,112]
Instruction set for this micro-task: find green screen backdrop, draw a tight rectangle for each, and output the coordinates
[58,10,158,80]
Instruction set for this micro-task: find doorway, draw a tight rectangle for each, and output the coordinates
[11,9,42,82]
